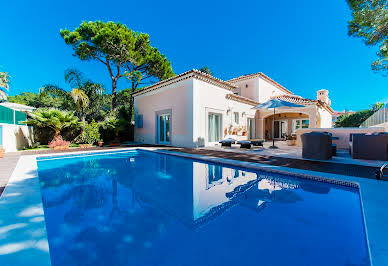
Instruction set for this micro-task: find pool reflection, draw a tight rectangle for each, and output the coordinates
[37,151,368,266]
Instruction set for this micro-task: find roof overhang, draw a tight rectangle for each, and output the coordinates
[132,69,238,97]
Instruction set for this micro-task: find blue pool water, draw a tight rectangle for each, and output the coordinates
[37,150,370,266]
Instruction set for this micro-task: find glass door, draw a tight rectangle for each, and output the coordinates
[274,120,287,139]
[247,118,255,139]
[208,113,221,143]
[158,114,170,144]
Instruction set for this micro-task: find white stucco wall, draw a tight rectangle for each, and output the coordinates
[134,79,194,147]
[230,78,259,101]
[193,79,256,147]
[318,107,333,128]
[257,77,290,103]
[0,124,33,152]
[229,76,292,103]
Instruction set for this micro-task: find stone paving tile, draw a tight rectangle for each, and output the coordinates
[168,148,381,180]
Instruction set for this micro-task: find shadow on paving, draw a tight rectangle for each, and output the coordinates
[167,148,380,180]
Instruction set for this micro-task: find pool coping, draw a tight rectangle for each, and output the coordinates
[0,147,387,265]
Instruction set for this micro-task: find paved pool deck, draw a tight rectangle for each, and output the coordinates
[167,148,384,180]
[0,147,387,265]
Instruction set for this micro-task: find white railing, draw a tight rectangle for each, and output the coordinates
[360,103,388,127]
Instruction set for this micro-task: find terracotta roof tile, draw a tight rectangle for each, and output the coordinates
[132,69,237,96]
[227,72,293,95]
[225,94,259,106]
[272,95,334,114]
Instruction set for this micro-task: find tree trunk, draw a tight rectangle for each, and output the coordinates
[112,78,118,112]
[128,95,134,123]
[128,86,135,141]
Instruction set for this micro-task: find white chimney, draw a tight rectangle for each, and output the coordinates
[317,89,331,106]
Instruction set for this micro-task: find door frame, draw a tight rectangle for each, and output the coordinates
[273,119,288,140]
[207,112,223,144]
[155,109,172,145]
[247,117,255,139]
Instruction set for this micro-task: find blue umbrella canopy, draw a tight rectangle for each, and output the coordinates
[253,99,304,109]
[252,98,305,148]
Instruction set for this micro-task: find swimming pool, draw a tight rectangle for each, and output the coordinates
[37,149,370,266]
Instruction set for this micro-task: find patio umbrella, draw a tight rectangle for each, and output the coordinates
[253,99,304,148]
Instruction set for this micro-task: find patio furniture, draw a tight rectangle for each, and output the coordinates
[349,133,366,155]
[219,138,236,147]
[249,139,264,147]
[350,133,388,161]
[301,132,332,160]
[321,132,338,156]
[252,99,304,149]
[237,140,252,149]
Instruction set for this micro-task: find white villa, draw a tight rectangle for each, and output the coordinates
[133,69,334,148]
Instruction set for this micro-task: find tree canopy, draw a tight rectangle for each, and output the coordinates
[198,67,213,76]
[24,109,79,137]
[347,0,388,74]
[40,69,105,122]
[60,21,174,111]
[334,102,384,127]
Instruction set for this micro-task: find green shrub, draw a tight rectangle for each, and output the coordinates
[80,120,100,144]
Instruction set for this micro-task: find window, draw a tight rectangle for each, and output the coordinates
[301,119,309,128]
[292,119,309,133]
[234,112,239,124]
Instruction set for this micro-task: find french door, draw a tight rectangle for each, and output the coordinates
[273,120,287,139]
[247,118,255,139]
[158,114,171,144]
[208,113,221,143]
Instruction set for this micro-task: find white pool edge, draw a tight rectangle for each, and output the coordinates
[1,147,387,266]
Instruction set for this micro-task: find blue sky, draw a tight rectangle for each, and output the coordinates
[1,0,386,111]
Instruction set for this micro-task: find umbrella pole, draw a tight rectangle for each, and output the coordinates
[273,107,275,147]
[270,107,278,149]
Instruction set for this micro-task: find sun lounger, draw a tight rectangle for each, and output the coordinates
[249,139,264,147]
[219,138,236,147]
[237,140,252,149]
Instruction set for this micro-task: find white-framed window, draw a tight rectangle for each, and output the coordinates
[234,112,239,124]
[292,119,309,133]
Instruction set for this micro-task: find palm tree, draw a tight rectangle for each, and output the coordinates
[40,69,104,122]
[24,109,79,138]
[0,72,10,101]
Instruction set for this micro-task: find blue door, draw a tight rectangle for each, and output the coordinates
[0,125,2,145]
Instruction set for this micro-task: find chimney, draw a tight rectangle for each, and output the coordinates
[317,89,331,106]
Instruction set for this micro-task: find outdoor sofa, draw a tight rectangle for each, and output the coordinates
[349,133,388,161]
[301,132,332,160]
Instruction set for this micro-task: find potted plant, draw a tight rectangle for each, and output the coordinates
[79,120,100,148]
[48,136,71,150]
[227,124,233,135]
[286,135,297,146]
[98,139,104,147]
[0,145,4,158]
[241,126,247,136]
